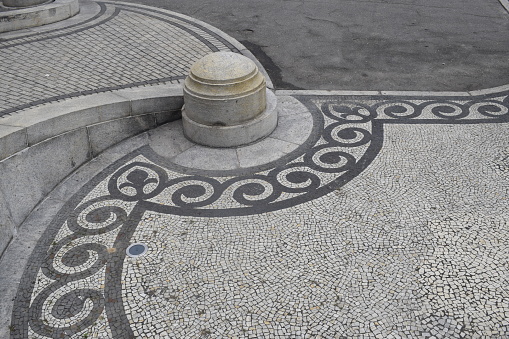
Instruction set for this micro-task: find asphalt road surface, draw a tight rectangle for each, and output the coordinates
[100,0,509,90]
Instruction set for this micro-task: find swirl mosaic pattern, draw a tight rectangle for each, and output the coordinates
[10,90,509,338]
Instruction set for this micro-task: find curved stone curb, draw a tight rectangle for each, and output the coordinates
[0,83,184,258]
[498,0,509,13]
[0,83,184,162]
[0,126,152,339]
[0,0,79,33]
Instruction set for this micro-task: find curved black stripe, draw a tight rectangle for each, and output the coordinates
[0,3,112,48]
[118,7,220,52]
[103,203,145,339]
[108,2,240,53]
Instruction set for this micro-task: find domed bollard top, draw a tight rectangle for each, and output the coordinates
[182,52,277,147]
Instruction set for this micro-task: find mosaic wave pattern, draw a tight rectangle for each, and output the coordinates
[9,90,509,338]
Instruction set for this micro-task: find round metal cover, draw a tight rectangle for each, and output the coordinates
[126,243,148,258]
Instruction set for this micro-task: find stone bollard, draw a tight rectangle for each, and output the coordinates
[182,52,277,147]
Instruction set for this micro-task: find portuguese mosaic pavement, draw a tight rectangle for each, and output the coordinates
[1,1,509,338]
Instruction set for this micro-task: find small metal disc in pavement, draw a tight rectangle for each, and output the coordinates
[126,243,148,258]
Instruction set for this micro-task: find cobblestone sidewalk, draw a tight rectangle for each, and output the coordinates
[4,91,509,338]
[0,0,238,117]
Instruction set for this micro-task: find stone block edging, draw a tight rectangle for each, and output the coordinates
[0,83,184,257]
[275,83,509,98]
[0,84,184,161]
[0,0,80,33]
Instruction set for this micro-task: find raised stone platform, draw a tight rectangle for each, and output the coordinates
[1,1,509,338]
[0,0,274,261]
[0,0,79,33]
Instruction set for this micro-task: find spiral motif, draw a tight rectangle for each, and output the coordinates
[321,102,376,122]
[109,162,168,201]
[469,101,509,118]
[50,243,100,276]
[67,200,127,236]
[170,178,222,208]
[307,146,357,173]
[28,286,105,338]
[325,124,372,146]
[376,101,420,119]
[43,242,109,281]
[275,165,321,193]
[425,102,468,120]
[232,177,281,206]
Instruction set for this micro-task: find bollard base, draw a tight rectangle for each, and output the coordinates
[182,89,278,148]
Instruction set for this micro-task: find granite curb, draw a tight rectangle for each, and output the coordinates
[276,84,509,98]
[0,84,183,258]
[498,0,509,13]
[0,130,150,339]
[0,0,80,33]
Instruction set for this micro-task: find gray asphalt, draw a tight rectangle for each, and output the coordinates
[118,0,509,91]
